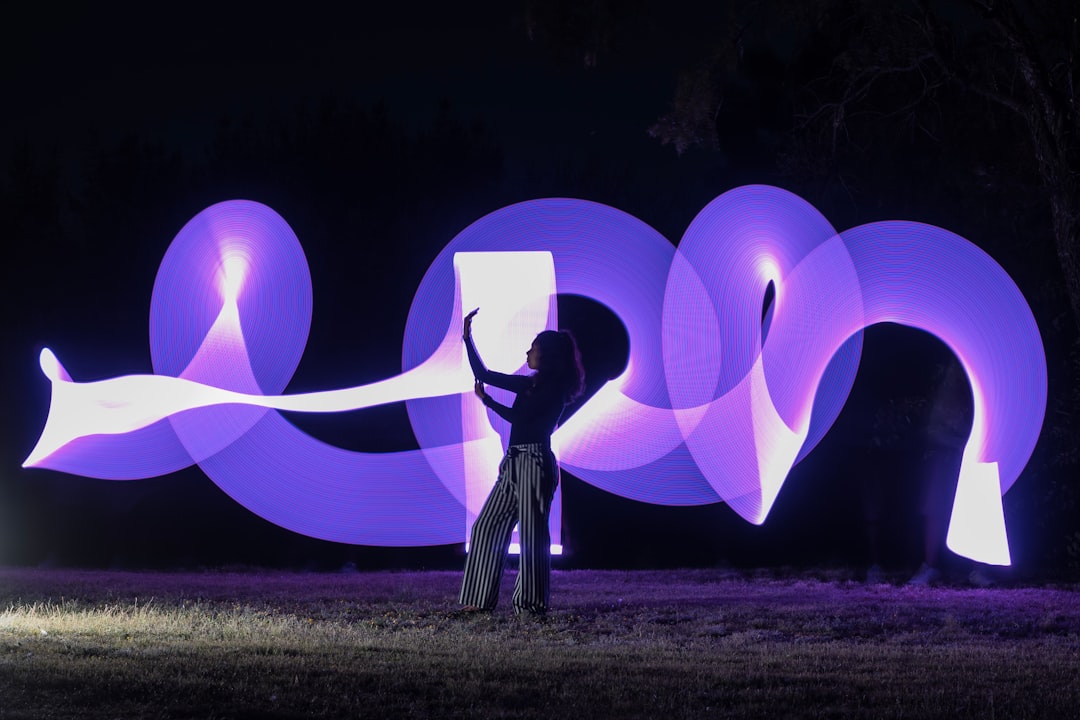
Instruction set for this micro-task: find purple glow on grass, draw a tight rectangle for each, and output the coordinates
[23,189,1046,565]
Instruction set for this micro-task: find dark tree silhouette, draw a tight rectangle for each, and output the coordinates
[648,0,1080,335]
[523,0,649,68]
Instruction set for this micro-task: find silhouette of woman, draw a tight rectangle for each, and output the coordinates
[458,308,585,616]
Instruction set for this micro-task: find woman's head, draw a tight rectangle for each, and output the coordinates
[530,330,586,402]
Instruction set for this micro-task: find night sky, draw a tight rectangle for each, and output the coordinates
[1,2,1071,573]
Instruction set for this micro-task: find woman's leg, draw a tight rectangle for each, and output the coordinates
[459,460,518,610]
[513,451,558,615]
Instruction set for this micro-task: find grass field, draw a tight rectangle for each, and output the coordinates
[1,566,1078,719]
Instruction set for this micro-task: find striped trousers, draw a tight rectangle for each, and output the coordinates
[459,443,559,614]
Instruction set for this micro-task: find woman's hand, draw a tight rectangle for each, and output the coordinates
[474,380,487,401]
[463,308,479,339]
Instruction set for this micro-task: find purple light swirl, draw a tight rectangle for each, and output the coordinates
[23,187,1047,565]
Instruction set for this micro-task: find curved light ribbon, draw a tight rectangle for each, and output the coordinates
[23,187,1047,565]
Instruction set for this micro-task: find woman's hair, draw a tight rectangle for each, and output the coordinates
[532,330,586,403]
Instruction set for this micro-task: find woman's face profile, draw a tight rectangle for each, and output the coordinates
[526,341,541,370]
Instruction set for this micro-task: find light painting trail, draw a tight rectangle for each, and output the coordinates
[23,188,1047,565]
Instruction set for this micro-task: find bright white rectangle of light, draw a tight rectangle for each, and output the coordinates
[453,251,560,554]
[454,251,558,371]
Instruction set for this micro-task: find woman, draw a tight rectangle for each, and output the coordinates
[458,308,585,616]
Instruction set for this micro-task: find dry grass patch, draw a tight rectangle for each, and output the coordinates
[1,567,1077,719]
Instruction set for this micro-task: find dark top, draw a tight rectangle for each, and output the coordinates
[465,334,566,447]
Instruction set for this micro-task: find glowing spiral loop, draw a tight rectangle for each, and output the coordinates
[24,187,1047,565]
